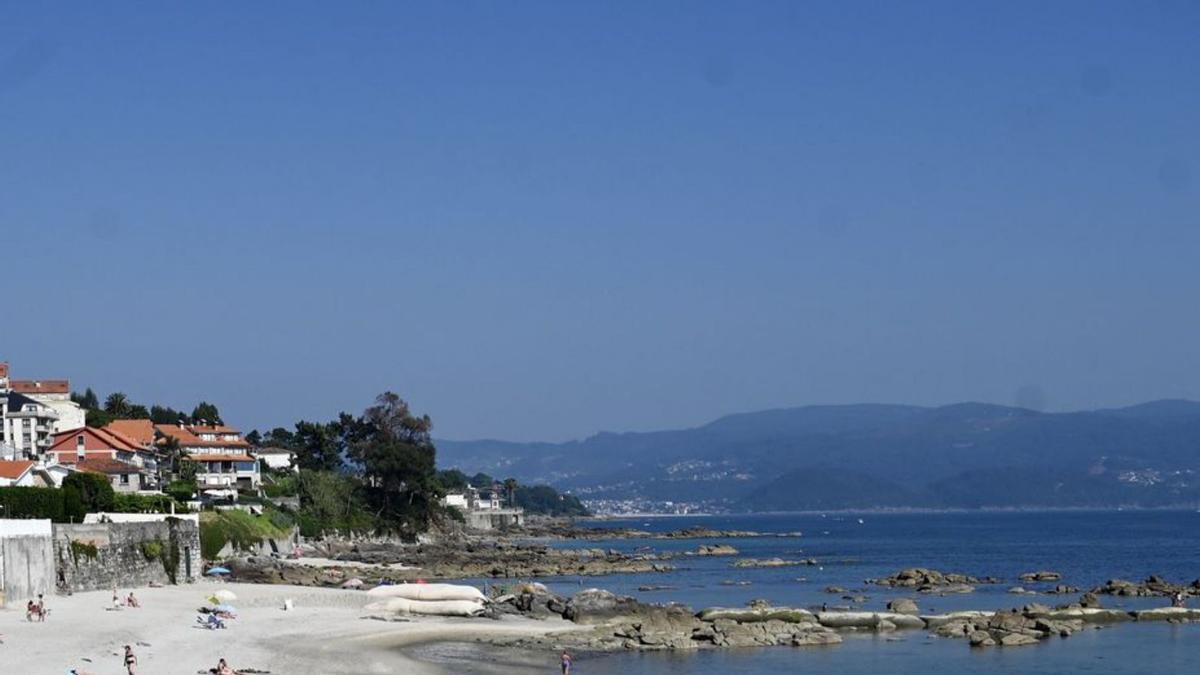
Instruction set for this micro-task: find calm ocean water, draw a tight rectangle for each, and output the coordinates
[412,510,1200,674]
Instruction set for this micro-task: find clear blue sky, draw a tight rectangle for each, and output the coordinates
[3,2,1198,441]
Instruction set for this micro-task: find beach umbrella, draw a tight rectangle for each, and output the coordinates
[341,578,364,589]
[212,589,238,601]
[206,567,231,576]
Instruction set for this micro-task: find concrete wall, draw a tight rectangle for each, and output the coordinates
[0,532,55,607]
[465,508,525,531]
[53,519,202,593]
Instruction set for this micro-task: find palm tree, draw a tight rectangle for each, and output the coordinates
[104,392,131,418]
[502,478,519,508]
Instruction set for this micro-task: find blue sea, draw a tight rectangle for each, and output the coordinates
[411,510,1200,673]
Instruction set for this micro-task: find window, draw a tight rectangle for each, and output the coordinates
[77,435,85,451]
[120,474,130,485]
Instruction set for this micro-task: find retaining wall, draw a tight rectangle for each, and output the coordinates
[53,519,202,593]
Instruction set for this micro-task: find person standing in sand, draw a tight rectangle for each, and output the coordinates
[560,650,572,675]
[124,645,138,674]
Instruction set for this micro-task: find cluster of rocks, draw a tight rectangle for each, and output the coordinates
[931,606,1085,647]
[1019,571,1063,582]
[221,539,676,587]
[1091,576,1200,598]
[694,544,739,556]
[489,589,842,652]
[869,568,997,593]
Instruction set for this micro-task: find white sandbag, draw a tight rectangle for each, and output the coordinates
[363,597,486,617]
[366,583,487,603]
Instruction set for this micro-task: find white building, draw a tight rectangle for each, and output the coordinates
[0,365,86,459]
[252,446,295,471]
[0,392,60,459]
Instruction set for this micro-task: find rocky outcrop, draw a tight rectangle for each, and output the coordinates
[695,544,739,556]
[1019,571,1062,582]
[1091,576,1194,598]
[696,606,816,623]
[933,609,1084,647]
[887,598,919,615]
[225,538,676,586]
[816,611,926,630]
[869,568,995,593]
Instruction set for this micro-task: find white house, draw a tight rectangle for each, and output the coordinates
[252,446,295,471]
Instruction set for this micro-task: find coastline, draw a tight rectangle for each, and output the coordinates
[0,582,576,675]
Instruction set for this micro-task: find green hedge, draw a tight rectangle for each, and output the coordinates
[0,486,66,521]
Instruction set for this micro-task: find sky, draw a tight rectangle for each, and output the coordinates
[2,2,1199,441]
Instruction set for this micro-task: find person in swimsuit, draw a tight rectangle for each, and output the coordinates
[36,594,47,621]
[560,651,572,675]
[124,645,137,674]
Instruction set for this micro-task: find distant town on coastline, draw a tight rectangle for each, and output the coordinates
[439,400,1200,515]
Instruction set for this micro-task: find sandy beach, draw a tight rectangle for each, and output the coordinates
[1,582,577,675]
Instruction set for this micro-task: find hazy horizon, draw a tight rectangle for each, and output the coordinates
[4,2,1199,441]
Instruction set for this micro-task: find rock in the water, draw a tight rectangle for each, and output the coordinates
[696,544,739,556]
[1019,571,1063,582]
[887,598,919,615]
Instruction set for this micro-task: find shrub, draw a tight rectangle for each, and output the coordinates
[115,493,181,514]
[199,509,290,560]
[69,539,99,563]
[165,480,197,504]
[140,539,164,560]
[0,486,66,521]
[62,472,115,516]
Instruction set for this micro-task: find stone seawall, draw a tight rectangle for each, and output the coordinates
[53,519,202,593]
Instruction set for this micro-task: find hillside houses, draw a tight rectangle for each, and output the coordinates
[1,359,285,502]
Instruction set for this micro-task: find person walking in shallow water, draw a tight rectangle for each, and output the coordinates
[560,650,572,675]
[124,645,138,674]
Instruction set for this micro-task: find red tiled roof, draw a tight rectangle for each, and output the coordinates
[185,453,256,463]
[0,460,34,480]
[75,457,141,476]
[155,424,248,448]
[10,379,70,394]
[105,419,156,447]
[49,426,143,454]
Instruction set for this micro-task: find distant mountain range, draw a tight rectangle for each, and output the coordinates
[436,400,1200,512]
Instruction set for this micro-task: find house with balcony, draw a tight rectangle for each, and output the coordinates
[0,392,60,459]
[0,363,86,459]
[155,423,260,494]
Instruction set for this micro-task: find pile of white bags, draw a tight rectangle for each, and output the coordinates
[363,583,487,618]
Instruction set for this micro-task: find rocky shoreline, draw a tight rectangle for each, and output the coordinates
[481,584,1200,654]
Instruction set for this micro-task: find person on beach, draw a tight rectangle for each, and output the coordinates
[560,651,572,675]
[213,657,239,675]
[1172,591,1185,608]
[26,600,36,621]
[124,645,138,674]
[36,594,47,621]
[127,592,140,608]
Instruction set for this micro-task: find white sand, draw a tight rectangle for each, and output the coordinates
[1,582,578,674]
